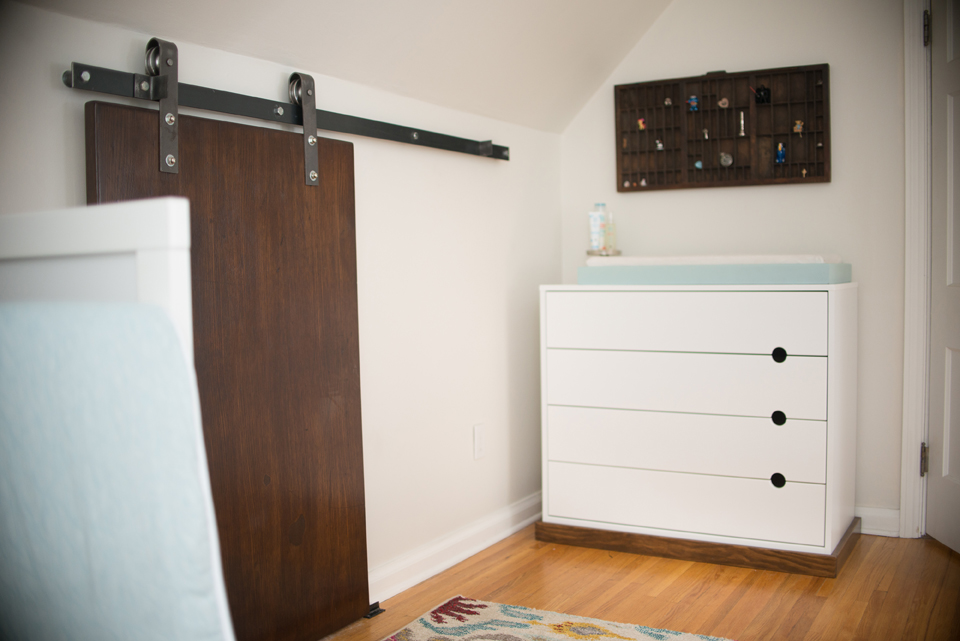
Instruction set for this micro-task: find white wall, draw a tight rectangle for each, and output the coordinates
[0,1,560,596]
[560,0,905,513]
[0,0,909,596]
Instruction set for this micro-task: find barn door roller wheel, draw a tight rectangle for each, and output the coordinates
[289,73,318,187]
[133,38,179,174]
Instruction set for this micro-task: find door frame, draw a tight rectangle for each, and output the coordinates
[900,0,933,538]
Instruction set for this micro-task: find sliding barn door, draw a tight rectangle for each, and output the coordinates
[85,101,369,641]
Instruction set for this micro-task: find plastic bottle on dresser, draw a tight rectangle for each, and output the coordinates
[605,208,617,254]
[588,203,607,252]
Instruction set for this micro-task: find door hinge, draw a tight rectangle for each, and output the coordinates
[920,442,929,477]
[924,10,931,47]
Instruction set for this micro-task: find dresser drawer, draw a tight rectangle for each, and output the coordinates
[547,406,826,483]
[546,349,827,420]
[544,291,828,356]
[547,461,826,547]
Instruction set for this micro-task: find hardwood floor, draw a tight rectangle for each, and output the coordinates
[324,524,960,641]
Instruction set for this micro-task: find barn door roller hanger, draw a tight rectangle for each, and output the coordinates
[62,38,510,185]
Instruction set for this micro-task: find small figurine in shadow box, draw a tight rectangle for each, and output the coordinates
[775,143,786,164]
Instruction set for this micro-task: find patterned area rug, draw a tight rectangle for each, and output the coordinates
[380,596,733,641]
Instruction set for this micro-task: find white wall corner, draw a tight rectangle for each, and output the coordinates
[900,0,932,539]
[367,492,542,604]
[855,506,902,537]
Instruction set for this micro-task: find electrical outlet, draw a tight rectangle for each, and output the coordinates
[473,424,486,460]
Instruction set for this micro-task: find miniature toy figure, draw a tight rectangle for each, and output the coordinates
[687,95,699,112]
[664,97,673,106]
[638,118,646,131]
[793,120,804,137]
[775,143,786,164]
[655,139,664,151]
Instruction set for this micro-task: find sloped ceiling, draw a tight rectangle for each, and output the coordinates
[16,0,671,132]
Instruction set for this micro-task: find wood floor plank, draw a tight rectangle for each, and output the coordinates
[827,599,871,641]
[582,553,693,617]
[636,557,696,599]
[855,535,927,639]
[696,569,771,632]
[587,556,675,621]
[772,580,827,640]
[657,560,730,604]
[950,562,960,641]
[322,527,958,641]
[738,573,819,641]
[815,535,876,599]
[549,550,642,615]
[877,537,911,592]
[707,571,791,640]
[803,535,895,641]
[847,536,900,604]
[851,590,890,640]
[920,548,960,641]
[901,539,953,640]
[622,563,727,630]
[657,565,754,634]
[555,551,657,616]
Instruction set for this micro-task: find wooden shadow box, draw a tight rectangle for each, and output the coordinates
[615,64,830,192]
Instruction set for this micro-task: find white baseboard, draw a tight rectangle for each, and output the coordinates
[367,492,542,603]
[855,506,901,537]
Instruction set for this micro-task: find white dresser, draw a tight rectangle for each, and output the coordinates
[540,284,857,555]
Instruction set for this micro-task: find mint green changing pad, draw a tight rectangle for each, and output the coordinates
[577,263,852,285]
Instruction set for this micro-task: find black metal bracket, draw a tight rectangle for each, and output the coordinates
[61,38,510,168]
[136,38,179,173]
[363,602,385,619]
[288,73,319,186]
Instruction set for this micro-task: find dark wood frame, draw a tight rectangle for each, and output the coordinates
[615,64,831,192]
[535,517,861,578]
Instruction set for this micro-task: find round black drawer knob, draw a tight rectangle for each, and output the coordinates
[772,347,788,362]
[771,473,787,488]
[772,411,787,425]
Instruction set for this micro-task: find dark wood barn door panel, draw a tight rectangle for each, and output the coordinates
[85,101,369,641]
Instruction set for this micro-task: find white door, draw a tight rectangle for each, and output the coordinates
[926,0,960,553]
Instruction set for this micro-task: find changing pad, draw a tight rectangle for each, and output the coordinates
[585,254,842,267]
[579,254,851,285]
